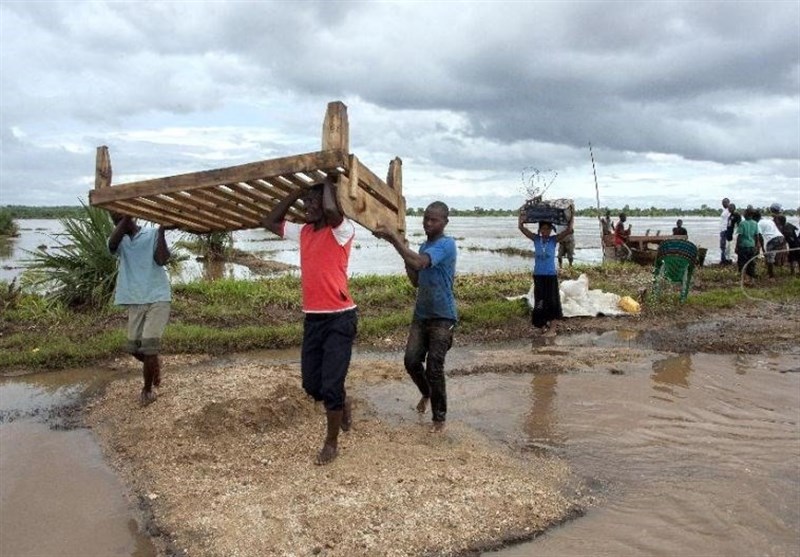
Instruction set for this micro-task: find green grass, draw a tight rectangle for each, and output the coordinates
[2,265,798,371]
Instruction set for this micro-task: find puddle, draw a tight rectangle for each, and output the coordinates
[360,351,800,556]
[0,368,156,556]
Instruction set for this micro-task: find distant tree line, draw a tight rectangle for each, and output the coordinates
[4,203,796,221]
[405,205,797,218]
[4,205,86,219]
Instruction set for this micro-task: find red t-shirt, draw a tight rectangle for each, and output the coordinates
[282,220,356,313]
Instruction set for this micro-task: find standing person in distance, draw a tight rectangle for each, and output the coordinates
[261,178,358,465]
[373,202,457,433]
[719,197,732,264]
[518,206,575,337]
[108,213,173,406]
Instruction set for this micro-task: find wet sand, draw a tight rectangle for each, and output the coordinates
[86,356,583,556]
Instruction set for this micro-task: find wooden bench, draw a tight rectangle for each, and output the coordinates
[89,101,406,237]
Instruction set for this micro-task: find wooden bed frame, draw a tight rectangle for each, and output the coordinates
[89,101,406,237]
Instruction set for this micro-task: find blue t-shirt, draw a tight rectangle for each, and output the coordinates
[532,235,558,276]
[414,236,457,321]
[111,227,171,305]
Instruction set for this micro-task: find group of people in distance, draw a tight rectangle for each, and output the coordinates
[719,198,799,282]
[106,177,576,465]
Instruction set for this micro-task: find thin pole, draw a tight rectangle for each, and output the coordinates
[589,143,604,258]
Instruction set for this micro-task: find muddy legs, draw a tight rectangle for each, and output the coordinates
[316,410,343,465]
[139,354,160,406]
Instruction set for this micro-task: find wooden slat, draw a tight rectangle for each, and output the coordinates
[95,146,111,189]
[130,197,215,232]
[89,149,348,205]
[322,101,349,153]
[242,180,306,222]
[172,191,249,229]
[188,189,262,228]
[355,159,399,212]
[103,199,211,232]
[149,193,238,231]
[211,185,265,218]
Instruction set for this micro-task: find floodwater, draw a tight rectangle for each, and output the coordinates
[0,367,156,557]
[1,216,724,283]
[1,341,797,556]
[362,345,800,557]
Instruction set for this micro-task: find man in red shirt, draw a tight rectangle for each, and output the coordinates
[262,177,357,465]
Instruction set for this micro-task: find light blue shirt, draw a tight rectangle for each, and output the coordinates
[111,227,171,305]
[532,235,558,276]
[414,236,457,321]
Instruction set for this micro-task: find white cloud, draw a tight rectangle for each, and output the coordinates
[1,1,798,211]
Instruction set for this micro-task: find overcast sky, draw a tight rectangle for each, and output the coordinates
[1,1,798,211]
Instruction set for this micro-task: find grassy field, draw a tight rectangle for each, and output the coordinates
[1,263,798,371]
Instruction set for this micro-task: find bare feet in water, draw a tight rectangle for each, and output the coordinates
[416,396,429,413]
[430,421,446,433]
[315,442,338,465]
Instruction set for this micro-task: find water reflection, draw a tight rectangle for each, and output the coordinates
[524,373,563,454]
[0,237,14,259]
[651,354,692,399]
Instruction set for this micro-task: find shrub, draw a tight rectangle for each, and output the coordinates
[24,202,117,308]
[0,207,19,237]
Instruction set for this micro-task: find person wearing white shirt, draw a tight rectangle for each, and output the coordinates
[719,198,732,264]
[757,209,786,278]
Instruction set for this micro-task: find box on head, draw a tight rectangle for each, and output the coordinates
[521,197,574,226]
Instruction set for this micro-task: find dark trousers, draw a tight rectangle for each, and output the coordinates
[404,319,455,422]
[737,246,757,278]
[301,309,357,411]
[720,231,730,263]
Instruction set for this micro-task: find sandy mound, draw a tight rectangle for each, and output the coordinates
[86,359,579,556]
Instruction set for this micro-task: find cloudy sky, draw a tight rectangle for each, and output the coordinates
[1,1,798,211]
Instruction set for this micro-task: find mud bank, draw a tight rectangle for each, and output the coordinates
[85,349,626,557]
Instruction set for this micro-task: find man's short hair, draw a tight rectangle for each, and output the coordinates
[426,201,449,217]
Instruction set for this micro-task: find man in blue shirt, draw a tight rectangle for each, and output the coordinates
[108,214,172,406]
[374,201,457,432]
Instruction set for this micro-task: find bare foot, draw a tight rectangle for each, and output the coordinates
[416,397,429,414]
[341,399,352,432]
[315,442,338,465]
[139,389,157,406]
[543,327,557,338]
[430,421,446,433]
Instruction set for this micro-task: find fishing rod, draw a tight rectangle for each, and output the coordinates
[589,143,604,257]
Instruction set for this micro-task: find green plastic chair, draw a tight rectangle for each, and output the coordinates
[651,240,698,303]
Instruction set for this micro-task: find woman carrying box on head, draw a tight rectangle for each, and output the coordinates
[518,205,574,337]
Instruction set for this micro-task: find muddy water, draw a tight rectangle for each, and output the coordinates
[362,349,800,556]
[0,368,156,556]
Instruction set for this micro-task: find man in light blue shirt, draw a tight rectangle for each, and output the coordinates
[109,213,172,406]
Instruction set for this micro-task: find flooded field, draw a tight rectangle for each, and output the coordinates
[2,337,797,556]
[1,216,724,283]
[363,346,800,557]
